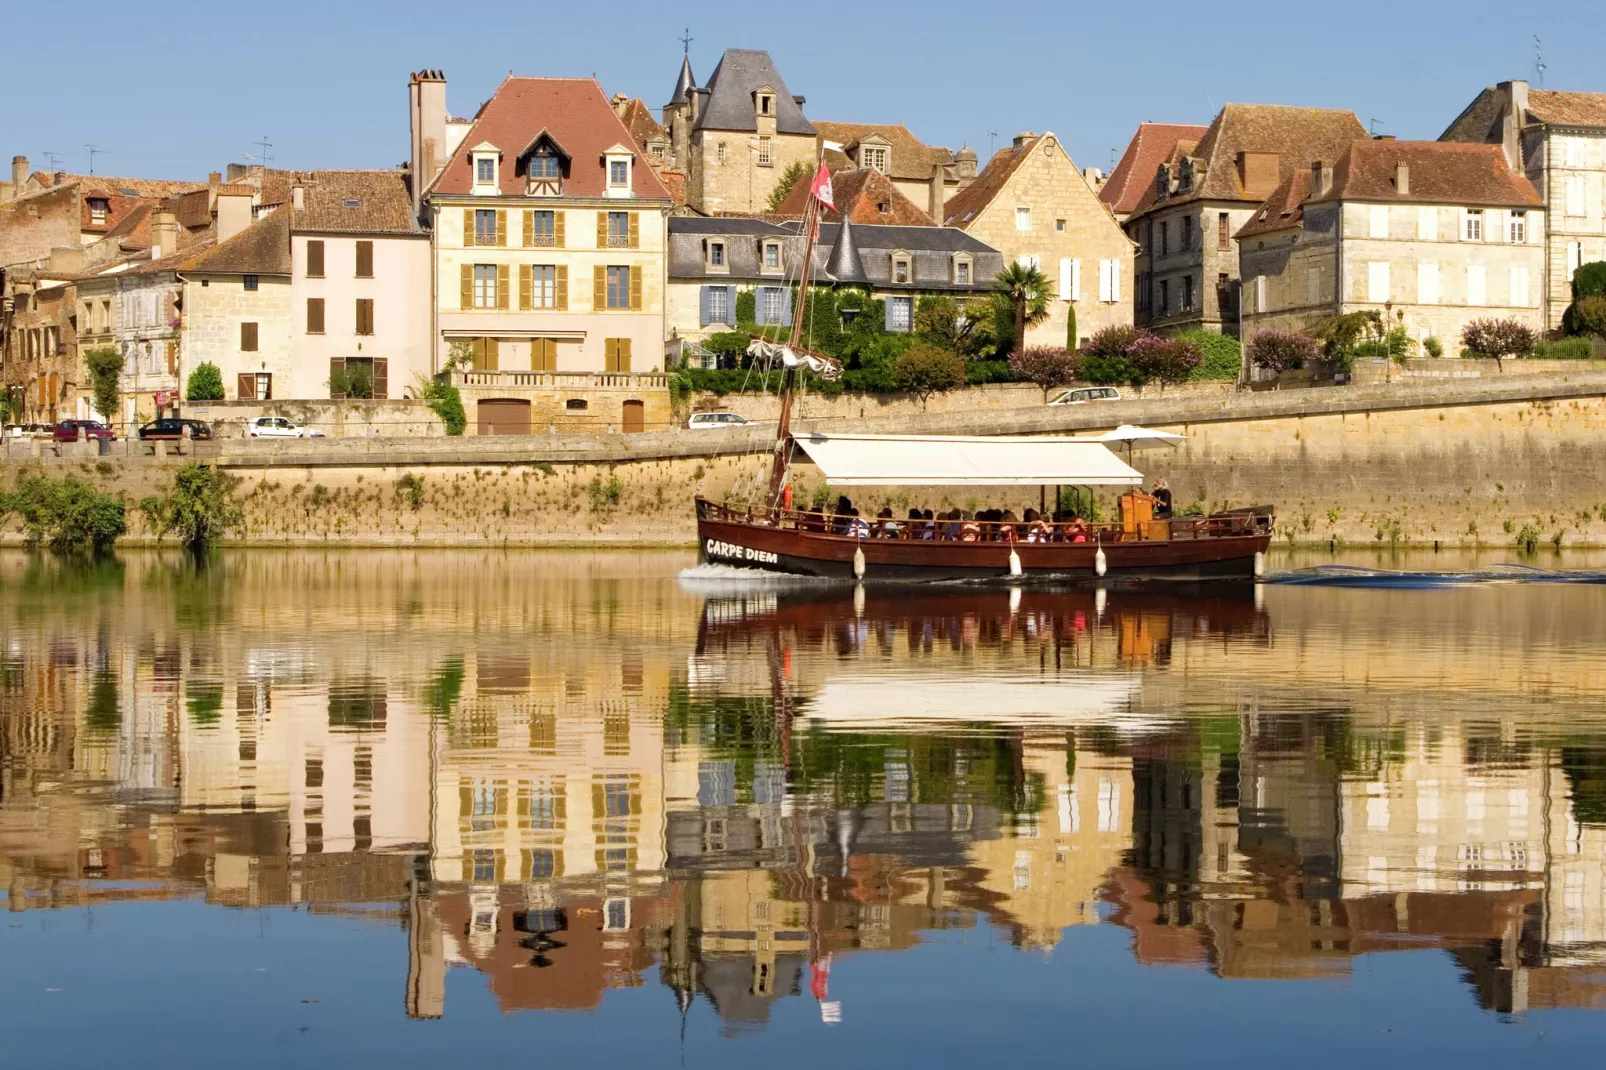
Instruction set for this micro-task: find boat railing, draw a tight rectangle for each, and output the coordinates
[697,499,1272,542]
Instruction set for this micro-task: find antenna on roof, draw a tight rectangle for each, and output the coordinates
[1368,118,1386,137]
[988,130,997,156]
[1533,35,1546,87]
[84,144,107,175]
[42,151,65,172]
[679,28,693,55]
[247,136,274,169]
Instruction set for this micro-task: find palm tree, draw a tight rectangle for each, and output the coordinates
[993,263,1053,355]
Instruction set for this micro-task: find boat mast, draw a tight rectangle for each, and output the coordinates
[767,169,823,508]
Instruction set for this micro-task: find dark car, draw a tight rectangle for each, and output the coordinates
[53,419,117,442]
[137,418,213,441]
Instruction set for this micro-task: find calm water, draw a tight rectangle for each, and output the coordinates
[7,548,1606,1067]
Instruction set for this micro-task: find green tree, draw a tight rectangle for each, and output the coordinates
[0,475,127,554]
[890,343,966,409]
[1065,304,1078,352]
[766,160,812,214]
[1129,334,1202,389]
[1462,317,1537,369]
[1246,329,1319,374]
[1572,295,1606,339]
[83,346,122,426]
[185,361,225,401]
[138,463,242,554]
[993,263,1052,356]
[915,295,994,358]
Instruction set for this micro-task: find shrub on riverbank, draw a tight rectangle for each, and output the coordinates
[1,474,126,553]
[138,463,242,553]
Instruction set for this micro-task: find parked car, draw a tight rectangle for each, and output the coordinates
[686,411,752,430]
[53,419,116,443]
[1047,386,1122,406]
[247,416,325,439]
[137,418,213,441]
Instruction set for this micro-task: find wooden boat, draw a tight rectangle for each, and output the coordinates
[693,165,1273,582]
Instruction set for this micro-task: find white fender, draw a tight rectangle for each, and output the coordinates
[853,544,866,580]
[1008,547,1022,577]
[1253,551,1266,579]
[1094,587,1107,618]
[1094,546,1108,578]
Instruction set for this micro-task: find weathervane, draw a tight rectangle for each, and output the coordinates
[680,28,692,55]
[1534,35,1546,87]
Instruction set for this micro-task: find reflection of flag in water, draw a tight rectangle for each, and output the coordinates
[810,953,840,1024]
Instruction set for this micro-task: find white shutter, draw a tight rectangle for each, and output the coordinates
[1417,262,1440,305]
[1058,258,1073,302]
[1466,264,1487,306]
[1255,275,1267,313]
[1369,205,1389,239]
[1367,261,1390,303]
[1417,206,1438,241]
[1110,261,1121,302]
[1568,176,1586,217]
[1071,258,1081,302]
[1097,259,1112,302]
[1568,241,1583,280]
[1510,264,1530,307]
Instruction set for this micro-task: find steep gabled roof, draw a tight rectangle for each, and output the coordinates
[1129,103,1367,218]
[940,137,1039,228]
[812,121,954,183]
[1234,169,1312,240]
[428,77,672,200]
[292,169,421,235]
[1101,122,1210,216]
[1313,140,1541,208]
[618,97,668,152]
[693,49,813,136]
[178,207,291,275]
[1524,89,1606,128]
[772,167,933,226]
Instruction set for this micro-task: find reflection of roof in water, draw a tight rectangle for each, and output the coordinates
[801,672,1153,731]
[697,954,806,1033]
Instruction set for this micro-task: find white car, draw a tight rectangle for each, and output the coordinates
[248,416,325,438]
[686,411,752,430]
[1048,386,1122,406]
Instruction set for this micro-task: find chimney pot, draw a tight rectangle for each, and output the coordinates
[209,171,222,185]
[1394,161,1410,197]
[11,154,26,189]
[1310,160,1330,197]
[1012,131,1037,151]
[52,171,65,186]
[292,184,305,210]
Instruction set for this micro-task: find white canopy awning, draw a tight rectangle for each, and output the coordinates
[792,433,1144,487]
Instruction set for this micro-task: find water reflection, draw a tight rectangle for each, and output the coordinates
[5,551,1606,1035]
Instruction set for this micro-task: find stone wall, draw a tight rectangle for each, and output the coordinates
[183,272,294,397]
[10,372,1606,549]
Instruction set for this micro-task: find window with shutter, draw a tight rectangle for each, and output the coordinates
[594,266,607,310]
[1058,258,1073,302]
[531,338,557,372]
[356,298,374,335]
[464,208,475,246]
[1466,264,1486,306]
[1417,262,1440,305]
[523,211,534,247]
[373,358,388,399]
[1098,260,1112,303]
[554,211,566,247]
[519,264,532,310]
[1367,261,1390,303]
[497,264,510,310]
[630,266,643,310]
[307,297,325,333]
[241,322,258,352]
[496,210,507,247]
[307,240,325,277]
[356,241,373,278]
[628,213,640,249]
[329,357,345,398]
[237,373,255,400]
[555,265,568,310]
[460,264,473,309]
[1510,264,1530,307]
[1218,212,1230,250]
[597,213,609,248]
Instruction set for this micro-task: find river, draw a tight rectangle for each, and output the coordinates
[5,547,1606,1067]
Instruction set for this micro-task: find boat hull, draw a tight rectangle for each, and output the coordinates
[696,512,1271,582]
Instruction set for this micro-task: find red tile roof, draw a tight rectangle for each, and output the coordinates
[1234,169,1313,240]
[1100,122,1209,216]
[291,169,421,234]
[428,77,672,201]
[178,207,292,275]
[616,97,668,151]
[812,121,954,184]
[1524,89,1606,128]
[772,167,933,226]
[940,137,1040,228]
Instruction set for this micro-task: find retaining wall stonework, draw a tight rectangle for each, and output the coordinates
[7,372,1606,547]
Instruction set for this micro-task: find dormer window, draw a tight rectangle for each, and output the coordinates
[1178,159,1194,192]
[860,145,889,173]
[952,254,973,286]
[755,87,776,117]
[518,133,570,196]
[602,144,635,198]
[706,240,728,271]
[891,252,912,284]
[88,198,109,224]
[530,155,560,179]
[470,143,501,195]
[761,240,782,273]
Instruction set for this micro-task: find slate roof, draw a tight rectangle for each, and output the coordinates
[178,207,292,275]
[693,49,813,135]
[771,167,933,226]
[668,54,696,107]
[812,121,954,183]
[1101,122,1210,216]
[1128,104,1367,218]
[428,77,672,200]
[941,136,1041,228]
[292,169,421,234]
[667,217,791,280]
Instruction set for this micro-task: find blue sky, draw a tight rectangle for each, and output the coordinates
[5,0,1603,182]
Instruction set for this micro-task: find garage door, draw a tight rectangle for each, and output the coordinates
[477,399,531,436]
[622,400,644,433]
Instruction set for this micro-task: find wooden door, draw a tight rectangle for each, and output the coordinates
[621,399,644,434]
[476,399,531,436]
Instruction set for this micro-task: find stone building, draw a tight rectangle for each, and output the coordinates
[413,71,674,434]
[1101,123,1209,225]
[941,132,1134,349]
[0,156,195,268]
[811,122,977,221]
[660,49,816,216]
[1236,140,1545,355]
[1,264,78,423]
[1124,104,1368,335]
[770,167,934,227]
[666,215,1003,351]
[1440,80,1606,330]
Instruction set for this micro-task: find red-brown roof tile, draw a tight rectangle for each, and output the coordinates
[428,77,671,201]
[1101,122,1210,216]
[1316,139,1541,208]
[291,169,421,234]
[812,121,954,184]
[1524,89,1606,128]
[178,207,291,275]
[940,137,1039,228]
[772,167,933,226]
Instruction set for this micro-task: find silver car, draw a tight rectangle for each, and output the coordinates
[248,416,325,438]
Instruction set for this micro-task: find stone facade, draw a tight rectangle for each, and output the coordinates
[1137,201,1259,333]
[1441,80,1606,330]
[452,370,675,436]
[943,134,1134,348]
[109,270,183,425]
[182,273,294,396]
[1,276,80,422]
[688,120,815,217]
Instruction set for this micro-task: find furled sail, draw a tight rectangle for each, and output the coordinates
[746,339,843,381]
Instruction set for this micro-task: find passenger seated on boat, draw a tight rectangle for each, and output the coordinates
[905,508,923,538]
[1023,508,1051,543]
[877,507,900,538]
[919,509,938,540]
[849,509,872,538]
[959,510,981,542]
[1000,509,1020,540]
[1066,516,1089,543]
[833,496,855,535]
[942,508,963,540]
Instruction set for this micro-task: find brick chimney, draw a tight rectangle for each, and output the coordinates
[150,209,180,261]
[1012,131,1037,151]
[928,162,945,223]
[1394,161,1410,196]
[1310,160,1330,197]
[409,69,448,216]
[4,154,26,202]
[215,186,253,242]
[1236,152,1280,199]
[1498,79,1529,172]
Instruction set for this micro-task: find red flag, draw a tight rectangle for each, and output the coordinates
[809,163,835,210]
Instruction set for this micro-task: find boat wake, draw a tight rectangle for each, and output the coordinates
[676,563,847,595]
[1264,564,1606,588]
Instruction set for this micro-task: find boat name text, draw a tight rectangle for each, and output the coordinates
[705,539,780,565]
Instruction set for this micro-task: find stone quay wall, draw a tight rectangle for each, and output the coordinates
[6,372,1606,548]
